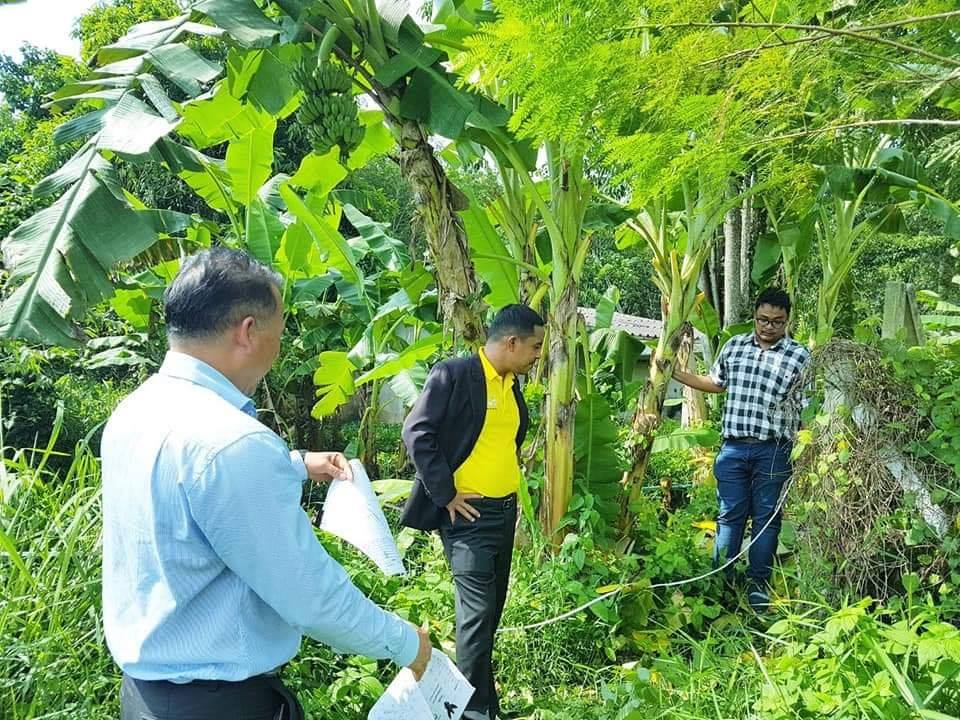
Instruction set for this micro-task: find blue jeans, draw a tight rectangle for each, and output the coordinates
[713,439,793,584]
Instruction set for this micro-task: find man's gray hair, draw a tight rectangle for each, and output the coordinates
[164,247,283,340]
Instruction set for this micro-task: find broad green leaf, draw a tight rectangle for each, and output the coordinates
[139,208,194,236]
[0,171,157,345]
[180,153,234,213]
[347,111,397,170]
[99,94,178,156]
[690,297,720,339]
[574,393,621,524]
[651,426,721,453]
[751,232,782,284]
[289,148,348,194]
[595,287,620,329]
[96,14,193,64]
[280,185,361,286]
[399,263,434,305]
[574,394,620,479]
[371,479,414,504]
[178,86,266,147]
[389,363,429,406]
[193,0,280,47]
[343,204,408,270]
[226,48,264,98]
[312,351,357,417]
[246,45,303,116]
[277,223,326,279]
[461,202,519,308]
[53,109,109,145]
[922,195,960,240]
[245,197,284,266]
[582,201,633,232]
[226,120,276,205]
[355,333,444,385]
[372,289,414,322]
[139,73,179,121]
[111,289,153,330]
[51,76,134,102]
[146,43,222,97]
[34,143,112,198]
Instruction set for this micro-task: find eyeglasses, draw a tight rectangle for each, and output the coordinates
[754,317,787,329]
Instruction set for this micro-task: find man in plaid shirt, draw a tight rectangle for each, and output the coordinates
[673,288,810,610]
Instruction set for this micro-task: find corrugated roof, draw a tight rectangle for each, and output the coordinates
[578,307,663,338]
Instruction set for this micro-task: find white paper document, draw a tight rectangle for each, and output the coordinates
[319,459,406,576]
[368,650,475,720]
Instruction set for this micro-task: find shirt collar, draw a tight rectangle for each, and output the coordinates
[750,332,787,351]
[158,351,256,416]
[479,348,513,384]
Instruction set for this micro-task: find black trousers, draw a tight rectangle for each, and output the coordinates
[439,495,517,720]
[120,673,304,720]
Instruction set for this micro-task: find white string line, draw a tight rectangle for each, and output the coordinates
[498,445,796,633]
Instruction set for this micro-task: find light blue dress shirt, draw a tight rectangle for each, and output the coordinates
[101,351,418,682]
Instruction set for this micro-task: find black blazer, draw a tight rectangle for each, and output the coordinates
[400,354,529,531]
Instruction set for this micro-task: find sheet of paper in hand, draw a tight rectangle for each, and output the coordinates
[368,651,474,720]
[319,459,406,576]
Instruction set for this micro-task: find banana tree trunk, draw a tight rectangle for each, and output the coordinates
[397,121,487,347]
[358,381,380,477]
[679,325,707,428]
[540,281,578,541]
[620,320,688,520]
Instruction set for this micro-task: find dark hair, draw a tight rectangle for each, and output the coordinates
[488,304,545,341]
[164,247,282,339]
[755,288,791,315]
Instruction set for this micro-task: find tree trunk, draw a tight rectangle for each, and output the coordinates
[540,281,578,542]
[679,326,707,428]
[358,382,380,477]
[706,236,722,316]
[723,178,743,327]
[739,172,755,308]
[620,322,689,520]
[397,121,487,347]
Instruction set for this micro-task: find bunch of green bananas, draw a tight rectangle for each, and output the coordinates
[294,61,364,159]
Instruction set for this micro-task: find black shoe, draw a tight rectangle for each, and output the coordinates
[747,583,771,612]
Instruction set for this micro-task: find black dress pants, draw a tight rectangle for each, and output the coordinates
[439,495,517,720]
[120,673,304,720]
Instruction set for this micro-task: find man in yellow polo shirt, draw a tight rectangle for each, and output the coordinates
[401,305,545,720]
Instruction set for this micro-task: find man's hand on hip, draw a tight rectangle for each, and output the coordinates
[446,492,482,524]
[304,452,352,483]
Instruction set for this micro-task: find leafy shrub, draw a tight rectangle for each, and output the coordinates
[1,341,140,466]
[759,592,960,719]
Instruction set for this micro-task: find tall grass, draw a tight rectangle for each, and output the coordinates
[0,422,117,720]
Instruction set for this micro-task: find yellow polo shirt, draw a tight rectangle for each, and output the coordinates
[453,349,522,497]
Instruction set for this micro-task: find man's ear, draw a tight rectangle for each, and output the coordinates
[235,316,256,351]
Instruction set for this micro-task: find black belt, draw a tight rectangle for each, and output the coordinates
[724,436,776,444]
[474,493,517,509]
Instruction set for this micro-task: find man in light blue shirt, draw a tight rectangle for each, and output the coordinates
[101,248,430,720]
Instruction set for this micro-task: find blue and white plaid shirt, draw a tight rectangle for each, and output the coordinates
[709,332,811,441]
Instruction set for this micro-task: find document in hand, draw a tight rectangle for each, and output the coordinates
[368,650,474,720]
[319,459,406,576]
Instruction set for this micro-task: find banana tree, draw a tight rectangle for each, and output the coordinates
[454,127,598,539]
[0,0,496,350]
[812,137,960,347]
[272,0,521,346]
[617,179,735,520]
[307,204,444,472]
